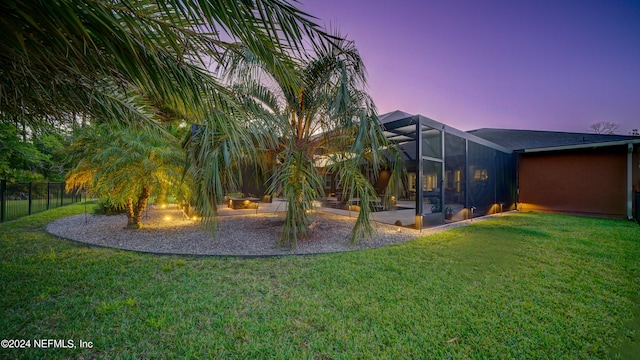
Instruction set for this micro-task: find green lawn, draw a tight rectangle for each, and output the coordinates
[1,204,639,359]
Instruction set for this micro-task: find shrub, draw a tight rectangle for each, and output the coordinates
[93,198,127,215]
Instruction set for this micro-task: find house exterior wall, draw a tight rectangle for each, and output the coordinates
[518,146,635,218]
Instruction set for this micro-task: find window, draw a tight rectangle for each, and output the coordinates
[408,173,416,191]
[423,174,438,191]
[473,169,488,180]
[324,174,332,189]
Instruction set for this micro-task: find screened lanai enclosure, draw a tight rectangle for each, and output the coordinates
[379,111,517,228]
[209,110,518,230]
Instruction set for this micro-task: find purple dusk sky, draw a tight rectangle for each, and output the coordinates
[300,0,640,134]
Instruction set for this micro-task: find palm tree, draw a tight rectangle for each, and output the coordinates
[194,37,403,247]
[183,108,276,233]
[0,0,331,129]
[66,124,186,228]
[2,0,342,232]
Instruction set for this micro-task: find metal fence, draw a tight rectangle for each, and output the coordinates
[0,179,81,222]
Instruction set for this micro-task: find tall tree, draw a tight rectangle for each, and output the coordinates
[0,122,69,181]
[589,122,620,135]
[188,37,403,247]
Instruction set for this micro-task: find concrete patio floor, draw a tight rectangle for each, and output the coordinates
[176,198,515,233]
[215,198,419,228]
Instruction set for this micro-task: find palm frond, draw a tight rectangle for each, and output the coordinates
[1,0,333,129]
[329,157,379,242]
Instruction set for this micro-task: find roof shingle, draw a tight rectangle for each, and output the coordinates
[468,128,639,151]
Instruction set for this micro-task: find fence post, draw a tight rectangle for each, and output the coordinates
[47,182,51,210]
[28,182,33,216]
[61,182,65,206]
[1,179,5,222]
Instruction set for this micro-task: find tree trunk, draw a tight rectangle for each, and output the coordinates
[124,198,135,228]
[158,183,167,205]
[125,186,152,229]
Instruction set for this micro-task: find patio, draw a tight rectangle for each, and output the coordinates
[216,198,419,228]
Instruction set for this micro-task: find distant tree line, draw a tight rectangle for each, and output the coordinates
[589,121,639,136]
[0,121,69,182]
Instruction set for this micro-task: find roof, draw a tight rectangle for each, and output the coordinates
[378,111,513,153]
[378,110,640,153]
[378,110,414,124]
[468,128,640,152]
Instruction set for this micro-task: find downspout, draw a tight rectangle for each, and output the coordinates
[627,143,633,220]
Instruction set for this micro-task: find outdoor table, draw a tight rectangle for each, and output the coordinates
[228,197,260,210]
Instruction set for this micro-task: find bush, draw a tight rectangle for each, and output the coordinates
[93,198,127,215]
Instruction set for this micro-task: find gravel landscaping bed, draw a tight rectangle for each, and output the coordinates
[46,207,423,256]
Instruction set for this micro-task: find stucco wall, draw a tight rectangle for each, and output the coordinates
[518,147,633,218]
